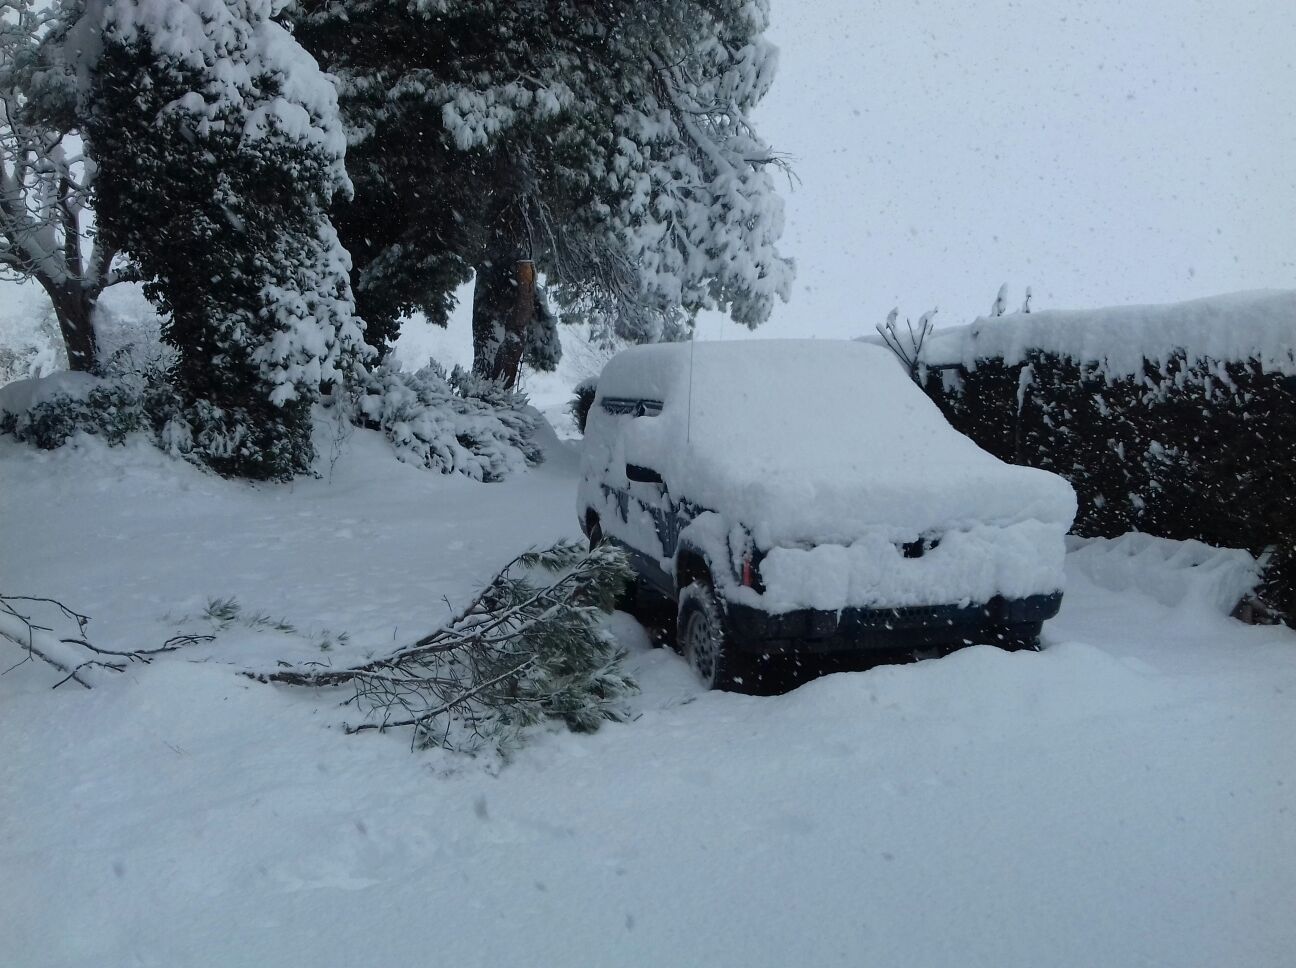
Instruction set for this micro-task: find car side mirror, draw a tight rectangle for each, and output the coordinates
[625,463,663,485]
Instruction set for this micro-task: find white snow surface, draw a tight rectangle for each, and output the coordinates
[2,424,1294,967]
[1067,532,1261,617]
[921,289,1296,376]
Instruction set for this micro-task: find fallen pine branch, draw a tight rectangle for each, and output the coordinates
[248,540,638,752]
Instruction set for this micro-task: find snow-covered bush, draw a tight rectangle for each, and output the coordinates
[0,364,180,450]
[0,309,67,383]
[353,363,540,482]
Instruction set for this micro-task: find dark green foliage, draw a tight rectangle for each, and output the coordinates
[0,375,180,450]
[293,0,792,364]
[570,378,597,435]
[924,355,1296,621]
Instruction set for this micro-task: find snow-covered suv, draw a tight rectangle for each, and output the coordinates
[578,340,1077,689]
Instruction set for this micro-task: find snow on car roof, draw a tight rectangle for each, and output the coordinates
[591,340,1076,544]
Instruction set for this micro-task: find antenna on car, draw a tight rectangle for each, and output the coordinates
[686,327,696,445]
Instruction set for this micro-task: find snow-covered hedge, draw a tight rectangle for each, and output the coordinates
[921,290,1296,378]
[352,364,541,481]
[916,290,1296,622]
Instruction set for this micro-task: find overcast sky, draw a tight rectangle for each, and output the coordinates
[726,0,1296,338]
[6,0,1292,368]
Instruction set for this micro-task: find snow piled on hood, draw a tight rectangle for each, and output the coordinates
[590,339,1076,547]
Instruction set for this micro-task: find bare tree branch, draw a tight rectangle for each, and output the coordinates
[0,594,213,689]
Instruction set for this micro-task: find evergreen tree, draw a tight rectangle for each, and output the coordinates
[295,0,793,383]
[69,0,369,478]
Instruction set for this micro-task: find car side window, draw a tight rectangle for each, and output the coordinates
[600,397,663,418]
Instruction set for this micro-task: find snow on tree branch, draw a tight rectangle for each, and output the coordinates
[1,0,122,370]
[72,0,373,476]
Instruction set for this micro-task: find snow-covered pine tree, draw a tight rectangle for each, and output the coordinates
[70,0,369,479]
[295,0,793,382]
[0,0,125,372]
[586,1,794,340]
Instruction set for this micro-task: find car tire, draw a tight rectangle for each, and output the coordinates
[677,580,742,690]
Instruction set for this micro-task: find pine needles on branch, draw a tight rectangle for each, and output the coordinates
[250,541,637,751]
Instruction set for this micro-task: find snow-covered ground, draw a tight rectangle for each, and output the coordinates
[2,424,1293,968]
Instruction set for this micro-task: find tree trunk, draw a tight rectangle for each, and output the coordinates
[37,278,99,373]
[471,257,535,390]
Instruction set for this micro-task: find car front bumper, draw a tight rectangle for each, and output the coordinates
[724,592,1063,654]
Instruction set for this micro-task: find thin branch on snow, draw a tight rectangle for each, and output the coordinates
[0,594,213,689]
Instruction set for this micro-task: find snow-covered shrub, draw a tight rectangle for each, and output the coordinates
[446,363,529,411]
[353,363,540,481]
[0,366,180,450]
[918,291,1296,623]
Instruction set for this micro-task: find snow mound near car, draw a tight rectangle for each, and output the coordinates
[594,339,1076,547]
[1066,533,1261,616]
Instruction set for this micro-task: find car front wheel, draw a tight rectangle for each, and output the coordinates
[677,581,740,690]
